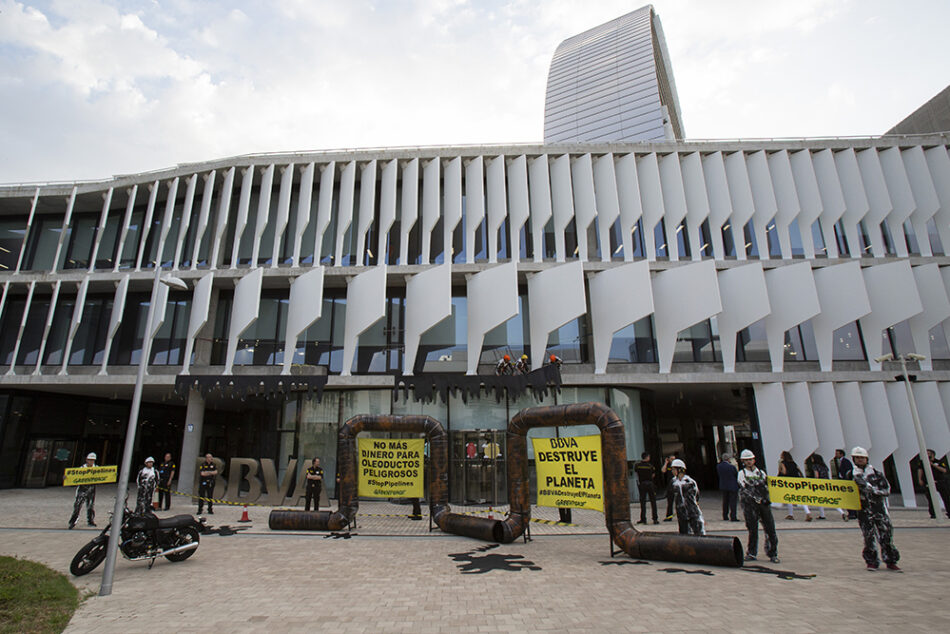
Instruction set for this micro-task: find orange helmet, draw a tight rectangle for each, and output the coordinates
[503,355,510,362]
[549,354,557,362]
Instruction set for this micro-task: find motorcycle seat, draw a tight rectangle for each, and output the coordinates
[156,514,197,529]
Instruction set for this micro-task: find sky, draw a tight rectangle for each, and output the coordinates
[0,0,948,184]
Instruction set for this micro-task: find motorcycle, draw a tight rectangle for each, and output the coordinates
[70,507,203,576]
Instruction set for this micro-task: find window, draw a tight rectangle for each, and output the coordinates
[62,214,98,270]
[0,217,28,271]
[69,296,113,365]
[608,316,656,363]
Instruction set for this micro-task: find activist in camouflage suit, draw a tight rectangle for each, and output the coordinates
[68,452,98,529]
[851,446,900,571]
[736,449,779,563]
[669,459,705,535]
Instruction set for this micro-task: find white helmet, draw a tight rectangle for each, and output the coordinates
[671,459,686,469]
[851,446,869,458]
[145,456,154,464]
[86,453,97,461]
[740,449,755,460]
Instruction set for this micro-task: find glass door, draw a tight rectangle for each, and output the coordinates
[22,439,52,488]
[451,430,506,505]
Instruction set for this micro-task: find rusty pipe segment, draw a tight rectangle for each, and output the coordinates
[268,509,349,531]
[619,531,744,568]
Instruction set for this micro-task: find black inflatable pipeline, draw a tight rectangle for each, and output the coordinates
[268,510,348,531]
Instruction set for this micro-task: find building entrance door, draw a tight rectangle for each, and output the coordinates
[451,430,505,505]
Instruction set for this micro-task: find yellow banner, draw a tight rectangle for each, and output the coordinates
[767,476,861,510]
[533,435,604,512]
[63,466,117,486]
[357,438,424,499]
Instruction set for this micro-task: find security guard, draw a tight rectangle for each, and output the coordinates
[197,453,218,515]
[634,452,658,524]
[737,449,780,563]
[851,446,900,571]
[305,457,324,511]
[669,459,705,535]
[68,452,98,529]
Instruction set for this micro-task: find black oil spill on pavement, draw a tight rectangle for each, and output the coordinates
[600,560,652,566]
[323,532,355,539]
[740,564,816,580]
[659,568,714,576]
[202,524,250,536]
[448,550,541,574]
[473,543,500,552]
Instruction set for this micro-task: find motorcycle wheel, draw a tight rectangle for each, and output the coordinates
[165,527,200,562]
[70,540,107,577]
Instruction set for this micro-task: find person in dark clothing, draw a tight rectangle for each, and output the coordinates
[918,449,950,519]
[779,451,812,521]
[661,455,676,521]
[304,457,324,512]
[804,453,830,519]
[197,453,218,515]
[157,452,176,511]
[634,452,658,524]
[833,448,856,520]
[737,449,779,564]
[851,446,900,571]
[717,453,739,521]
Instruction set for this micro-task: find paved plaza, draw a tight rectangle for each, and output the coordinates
[0,486,947,632]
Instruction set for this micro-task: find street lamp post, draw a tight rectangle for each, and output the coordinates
[99,265,188,596]
[876,352,945,526]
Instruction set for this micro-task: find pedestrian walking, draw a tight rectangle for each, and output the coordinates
[804,453,829,520]
[669,459,705,536]
[157,452,176,511]
[851,446,900,571]
[737,449,780,564]
[135,457,159,514]
[68,452,98,529]
[778,451,812,521]
[634,452,658,524]
[305,457,324,511]
[197,453,218,515]
[717,453,739,521]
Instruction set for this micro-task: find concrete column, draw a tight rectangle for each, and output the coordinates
[177,389,205,495]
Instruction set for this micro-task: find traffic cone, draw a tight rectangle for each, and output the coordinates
[238,505,251,523]
[488,506,494,520]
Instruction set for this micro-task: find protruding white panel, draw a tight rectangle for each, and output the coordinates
[723,151,755,260]
[341,265,387,376]
[763,262,820,372]
[909,264,950,370]
[269,164,293,267]
[788,150,823,259]
[33,281,61,375]
[859,261,923,370]
[181,272,213,375]
[421,158,441,264]
[464,157,486,265]
[59,278,90,375]
[529,155,553,263]
[812,149,847,258]
[466,262,518,375]
[527,262,586,369]
[282,267,325,374]
[903,146,940,257]
[355,160,377,266]
[230,168,255,270]
[172,174,198,270]
[594,153,621,262]
[313,162,336,265]
[885,381,922,507]
[399,159,418,265]
[833,149,869,259]
[99,275,129,375]
[571,154,597,262]
[378,160,398,266]
[148,276,171,340]
[878,147,915,258]
[292,163,315,267]
[767,150,801,260]
[636,153,663,260]
[191,172,215,270]
[701,152,730,259]
[860,381,899,469]
[589,261,653,374]
[811,262,871,371]
[486,156,507,264]
[225,268,263,375]
[250,165,274,267]
[658,152,688,260]
[652,261,722,373]
[88,188,113,273]
[210,167,235,269]
[913,382,950,457]
[745,151,777,260]
[785,382,819,466]
[134,182,159,271]
[404,263,451,375]
[507,155,529,261]
[753,383,793,476]
[334,161,356,266]
[809,382,845,460]
[834,382,872,455]
[615,153,643,262]
[550,155,574,263]
[924,146,950,253]
[6,282,35,374]
[717,263,770,372]
[443,157,463,263]
[681,152,709,261]
[855,148,892,258]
